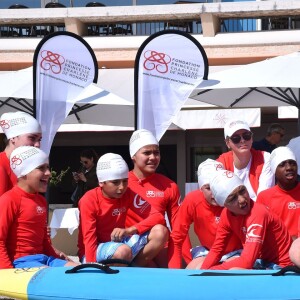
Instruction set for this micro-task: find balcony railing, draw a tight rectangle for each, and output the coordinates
[0,1,300,38]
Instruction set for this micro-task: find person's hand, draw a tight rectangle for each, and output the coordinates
[77,172,87,182]
[73,172,80,183]
[58,251,74,262]
[111,227,137,242]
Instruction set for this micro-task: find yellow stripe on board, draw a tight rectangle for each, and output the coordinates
[0,267,41,300]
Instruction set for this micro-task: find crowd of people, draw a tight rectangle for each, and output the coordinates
[0,110,300,271]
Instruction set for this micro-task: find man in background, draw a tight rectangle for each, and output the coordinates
[252,123,285,153]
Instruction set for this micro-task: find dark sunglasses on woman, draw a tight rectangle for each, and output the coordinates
[229,131,253,144]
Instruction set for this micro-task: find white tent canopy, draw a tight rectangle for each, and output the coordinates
[0,65,262,132]
[190,52,300,130]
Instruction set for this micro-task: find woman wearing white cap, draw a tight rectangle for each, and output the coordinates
[257,146,300,240]
[217,118,274,201]
[0,111,42,197]
[168,159,242,269]
[127,129,189,267]
[0,146,78,269]
[201,170,292,270]
[78,153,166,265]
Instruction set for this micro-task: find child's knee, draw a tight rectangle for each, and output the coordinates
[150,224,169,243]
[113,244,133,261]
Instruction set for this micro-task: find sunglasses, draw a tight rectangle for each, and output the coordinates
[229,132,253,144]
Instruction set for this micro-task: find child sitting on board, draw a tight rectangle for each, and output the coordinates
[0,146,78,269]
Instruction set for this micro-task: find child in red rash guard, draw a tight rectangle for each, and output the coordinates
[126,129,190,268]
[78,153,166,265]
[0,146,78,269]
[168,159,242,269]
[0,111,42,197]
[201,170,292,270]
[257,146,300,240]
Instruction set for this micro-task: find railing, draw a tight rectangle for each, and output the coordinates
[0,1,300,38]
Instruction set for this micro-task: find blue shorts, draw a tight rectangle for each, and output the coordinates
[13,254,66,268]
[191,246,242,262]
[86,232,149,263]
[122,232,148,258]
[96,242,124,262]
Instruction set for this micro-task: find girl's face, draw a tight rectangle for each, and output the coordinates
[80,156,94,170]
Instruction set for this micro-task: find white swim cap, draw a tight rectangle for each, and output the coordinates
[0,111,41,139]
[270,146,297,174]
[197,159,224,188]
[97,153,129,182]
[10,146,48,178]
[210,170,244,207]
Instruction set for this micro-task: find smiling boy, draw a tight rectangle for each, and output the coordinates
[0,146,78,269]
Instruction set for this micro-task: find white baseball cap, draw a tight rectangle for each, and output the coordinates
[0,111,41,139]
[270,146,297,174]
[129,129,158,158]
[10,146,48,178]
[224,119,251,138]
[97,153,129,182]
[210,170,244,207]
[197,159,224,188]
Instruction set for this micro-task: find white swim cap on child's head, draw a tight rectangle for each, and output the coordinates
[129,129,158,158]
[197,159,224,189]
[270,146,297,174]
[10,146,48,178]
[97,153,129,182]
[210,170,244,207]
[0,111,41,139]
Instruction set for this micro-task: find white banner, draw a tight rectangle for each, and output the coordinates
[135,30,208,141]
[33,32,97,154]
[278,106,298,119]
[173,108,261,130]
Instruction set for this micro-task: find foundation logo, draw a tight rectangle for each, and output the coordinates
[36,206,46,215]
[40,50,65,74]
[0,119,9,129]
[10,155,22,169]
[112,207,126,216]
[288,202,300,209]
[223,170,234,178]
[143,50,171,74]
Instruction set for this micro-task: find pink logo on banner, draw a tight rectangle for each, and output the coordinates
[143,50,171,73]
[0,120,10,129]
[11,155,22,169]
[40,50,65,74]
